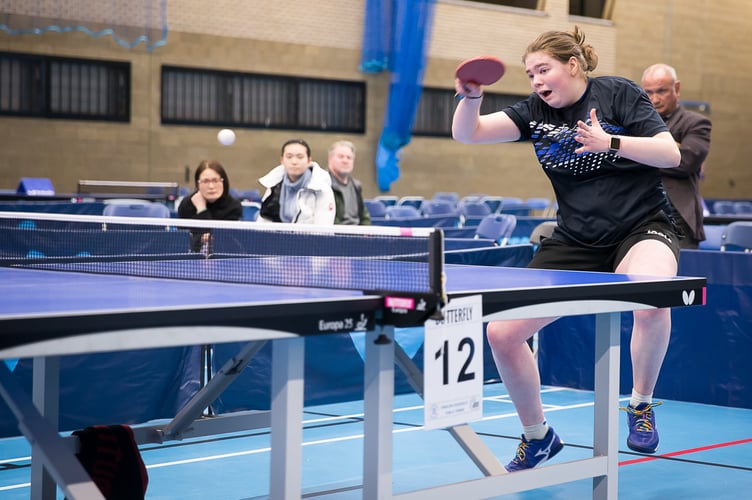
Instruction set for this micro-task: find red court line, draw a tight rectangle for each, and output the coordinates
[619,437,752,466]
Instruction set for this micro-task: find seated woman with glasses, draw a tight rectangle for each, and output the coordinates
[178,159,242,253]
[257,138,335,224]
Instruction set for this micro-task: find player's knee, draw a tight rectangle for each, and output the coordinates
[633,308,671,332]
[486,320,530,350]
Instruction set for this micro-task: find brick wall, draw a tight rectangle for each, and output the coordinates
[0,0,748,200]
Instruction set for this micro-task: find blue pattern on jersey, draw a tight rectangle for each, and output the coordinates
[531,120,624,175]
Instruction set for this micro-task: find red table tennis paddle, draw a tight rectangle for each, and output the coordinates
[455,55,506,86]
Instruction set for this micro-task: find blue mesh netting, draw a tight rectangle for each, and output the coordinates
[360,0,437,192]
[0,0,167,51]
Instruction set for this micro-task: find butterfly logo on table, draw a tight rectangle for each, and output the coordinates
[682,290,696,305]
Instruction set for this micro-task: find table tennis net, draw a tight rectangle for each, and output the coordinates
[0,212,444,298]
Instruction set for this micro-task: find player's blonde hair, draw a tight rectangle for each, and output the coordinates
[523,25,598,77]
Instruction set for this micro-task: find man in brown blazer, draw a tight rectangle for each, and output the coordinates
[642,64,712,248]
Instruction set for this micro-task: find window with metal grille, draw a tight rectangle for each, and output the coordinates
[475,0,540,9]
[462,1,611,19]
[569,0,612,19]
[161,66,366,134]
[412,87,526,137]
[0,51,130,121]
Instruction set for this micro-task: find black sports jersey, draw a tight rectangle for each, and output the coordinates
[505,76,672,247]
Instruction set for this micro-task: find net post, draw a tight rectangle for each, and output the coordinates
[428,228,446,320]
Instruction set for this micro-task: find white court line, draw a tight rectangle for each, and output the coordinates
[0,483,30,491]
[147,446,272,468]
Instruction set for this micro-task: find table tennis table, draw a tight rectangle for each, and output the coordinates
[0,260,706,500]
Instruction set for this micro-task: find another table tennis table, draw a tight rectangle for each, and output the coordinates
[0,262,706,500]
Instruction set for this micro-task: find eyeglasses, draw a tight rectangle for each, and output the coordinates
[198,178,223,185]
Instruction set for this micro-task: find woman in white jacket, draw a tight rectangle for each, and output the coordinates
[257,139,336,224]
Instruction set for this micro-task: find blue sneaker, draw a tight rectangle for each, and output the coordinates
[621,401,663,453]
[505,427,564,472]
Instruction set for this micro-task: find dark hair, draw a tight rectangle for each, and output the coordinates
[280,138,311,157]
[194,159,232,195]
[524,25,598,75]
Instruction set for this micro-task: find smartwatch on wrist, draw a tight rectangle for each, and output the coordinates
[609,135,621,154]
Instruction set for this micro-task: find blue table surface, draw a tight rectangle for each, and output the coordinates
[0,262,701,317]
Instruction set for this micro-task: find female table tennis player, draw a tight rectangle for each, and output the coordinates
[452,26,681,471]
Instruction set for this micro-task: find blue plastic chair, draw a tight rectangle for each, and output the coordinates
[374,195,399,207]
[480,195,503,213]
[713,200,735,214]
[421,200,457,216]
[459,201,491,217]
[103,202,171,218]
[459,194,486,205]
[474,213,517,246]
[501,196,524,206]
[459,201,491,227]
[241,201,261,221]
[364,199,387,218]
[432,192,459,206]
[700,224,726,250]
[733,201,752,214]
[526,197,552,213]
[384,205,421,219]
[721,221,752,252]
[499,197,530,216]
[397,196,424,210]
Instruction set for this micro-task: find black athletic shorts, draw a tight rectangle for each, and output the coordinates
[528,211,680,273]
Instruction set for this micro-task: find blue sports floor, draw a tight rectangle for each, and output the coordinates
[0,383,750,499]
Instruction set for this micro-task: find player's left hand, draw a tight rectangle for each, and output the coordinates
[574,108,609,154]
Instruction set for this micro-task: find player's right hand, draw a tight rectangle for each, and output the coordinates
[455,79,483,99]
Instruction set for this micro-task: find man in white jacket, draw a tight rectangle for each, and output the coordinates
[258,139,335,224]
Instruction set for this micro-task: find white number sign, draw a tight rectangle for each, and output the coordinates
[423,294,483,430]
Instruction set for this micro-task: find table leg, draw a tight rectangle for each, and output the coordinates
[31,356,59,500]
[269,337,305,500]
[363,325,395,500]
[592,312,621,500]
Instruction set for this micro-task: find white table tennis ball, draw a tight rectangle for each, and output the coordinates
[217,128,236,146]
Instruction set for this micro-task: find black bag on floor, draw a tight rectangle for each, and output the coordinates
[69,424,148,500]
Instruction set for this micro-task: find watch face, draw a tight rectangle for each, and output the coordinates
[610,136,621,151]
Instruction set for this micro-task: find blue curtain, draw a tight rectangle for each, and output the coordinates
[360,0,393,73]
[361,0,437,192]
[0,0,167,51]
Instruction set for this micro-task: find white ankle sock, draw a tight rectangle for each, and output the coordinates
[630,390,652,408]
[523,421,549,441]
